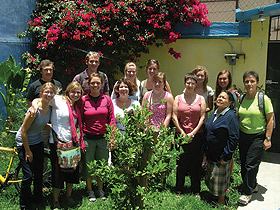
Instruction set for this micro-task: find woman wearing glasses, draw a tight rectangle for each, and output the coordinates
[16,82,57,210]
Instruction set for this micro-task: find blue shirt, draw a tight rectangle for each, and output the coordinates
[205,108,239,162]
[16,107,52,146]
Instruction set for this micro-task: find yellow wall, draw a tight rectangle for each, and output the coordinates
[135,18,270,96]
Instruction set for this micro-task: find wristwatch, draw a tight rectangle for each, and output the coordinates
[266,137,271,141]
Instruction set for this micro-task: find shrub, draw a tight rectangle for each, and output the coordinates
[89,105,181,209]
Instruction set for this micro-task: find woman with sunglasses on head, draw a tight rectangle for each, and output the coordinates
[204,90,239,205]
[111,62,143,102]
[141,59,172,97]
[16,82,57,210]
[81,72,115,202]
[172,73,206,196]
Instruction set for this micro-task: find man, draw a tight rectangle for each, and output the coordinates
[26,59,62,107]
[73,51,109,95]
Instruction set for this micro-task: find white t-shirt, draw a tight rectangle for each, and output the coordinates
[112,98,140,134]
[49,95,76,143]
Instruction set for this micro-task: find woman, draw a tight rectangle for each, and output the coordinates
[172,73,206,195]
[112,78,140,134]
[191,66,214,115]
[215,70,238,180]
[204,90,239,205]
[141,59,172,97]
[81,72,115,202]
[237,71,274,205]
[111,62,143,102]
[215,70,238,110]
[49,82,85,209]
[16,82,56,210]
[142,72,173,130]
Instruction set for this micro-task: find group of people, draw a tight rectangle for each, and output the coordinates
[15,52,274,209]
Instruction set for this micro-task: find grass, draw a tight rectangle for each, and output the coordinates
[0,130,243,210]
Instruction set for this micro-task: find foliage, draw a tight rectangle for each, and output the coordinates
[19,0,210,83]
[0,56,30,122]
[89,105,181,209]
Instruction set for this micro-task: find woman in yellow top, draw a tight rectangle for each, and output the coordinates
[237,71,274,205]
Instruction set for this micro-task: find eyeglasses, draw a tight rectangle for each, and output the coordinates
[43,91,55,95]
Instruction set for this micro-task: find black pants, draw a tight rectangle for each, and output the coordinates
[175,132,203,193]
[18,142,44,209]
[239,130,265,195]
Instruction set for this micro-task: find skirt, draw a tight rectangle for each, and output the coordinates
[205,159,231,196]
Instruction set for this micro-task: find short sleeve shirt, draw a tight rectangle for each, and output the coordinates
[238,94,273,134]
[26,79,62,102]
[72,69,109,95]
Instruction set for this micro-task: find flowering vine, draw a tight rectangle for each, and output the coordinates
[20,0,210,79]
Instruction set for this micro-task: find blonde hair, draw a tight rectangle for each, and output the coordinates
[40,82,57,96]
[65,81,83,105]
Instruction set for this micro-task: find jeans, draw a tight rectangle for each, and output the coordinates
[239,130,265,195]
[18,142,44,208]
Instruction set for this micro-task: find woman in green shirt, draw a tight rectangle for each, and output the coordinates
[237,71,274,205]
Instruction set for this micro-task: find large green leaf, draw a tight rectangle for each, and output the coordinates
[0,55,21,84]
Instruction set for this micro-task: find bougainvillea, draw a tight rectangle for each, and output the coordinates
[20,0,210,83]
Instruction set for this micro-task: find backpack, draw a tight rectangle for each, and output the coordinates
[239,92,276,129]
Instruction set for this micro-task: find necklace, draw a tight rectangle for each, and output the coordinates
[151,91,164,104]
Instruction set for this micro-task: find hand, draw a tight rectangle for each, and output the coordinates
[25,150,33,162]
[202,155,207,168]
[263,139,271,150]
[29,106,39,118]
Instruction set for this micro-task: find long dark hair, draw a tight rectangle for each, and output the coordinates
[215,70,233,99]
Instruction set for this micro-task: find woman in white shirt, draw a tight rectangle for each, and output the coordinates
[112,78,140,133]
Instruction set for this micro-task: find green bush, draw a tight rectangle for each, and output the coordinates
[89,105,181,209]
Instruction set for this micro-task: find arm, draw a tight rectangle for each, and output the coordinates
[163,93,174,128]
[29,98,41,117]
[166,81,172,95]
[20,112,36,162]
[264,112,273,150]
[141,92,148,108]
[107,96,116,126]
[172,96,186,137]
[206,95,213,112]
[220,115,239,162]
[190,96,206,137]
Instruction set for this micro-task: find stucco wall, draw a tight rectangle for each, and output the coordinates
[136,18,269,96]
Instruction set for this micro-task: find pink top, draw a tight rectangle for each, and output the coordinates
[81,94,115,135]
[146,91,168,128]
[176,94,202,134]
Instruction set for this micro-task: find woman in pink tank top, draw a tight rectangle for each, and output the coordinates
[142,72,174,130]
[172,73,206,196]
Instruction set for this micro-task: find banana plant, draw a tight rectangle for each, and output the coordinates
[0,55,30,119]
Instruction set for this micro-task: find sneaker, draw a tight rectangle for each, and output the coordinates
[53,201,61,210]
[97,189,106,201]
[238,194,252,205]
[87,190,97,202]
[253,184,258,193]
